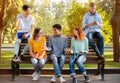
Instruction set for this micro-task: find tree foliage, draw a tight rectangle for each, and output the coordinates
[97,0,114,44]
[1,0,114,45]
[98,0,115,18]
[97,9,112,44]
[66,0,88,35]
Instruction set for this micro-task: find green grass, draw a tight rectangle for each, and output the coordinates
[104,50,113,61]
[2,43,14,47]
[0,50,120,68]
[105,43,113,46]
[0,50,13,68]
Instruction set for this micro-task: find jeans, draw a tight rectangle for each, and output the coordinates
[50,54,66,77]
[87,32,104,56]
[31,57,47,73]
[14,34,32,57]
[69,53,87,76]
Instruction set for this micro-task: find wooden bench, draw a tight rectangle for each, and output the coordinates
[11,36,105,81]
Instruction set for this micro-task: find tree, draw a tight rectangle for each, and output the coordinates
[0,0,7,61]
[95,0,114,44]
[33,0,70,35]
[66,0,88,35]
[98,0,115,17]
[51,1,70,35]
[97,9,112,45]
[32,0,53,35]
[111,0,120,62]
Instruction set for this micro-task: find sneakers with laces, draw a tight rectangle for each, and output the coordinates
[12,56,21,62]
[32,72,37,77]
[32,73,40,81]
[51,75,56,82]
[59,76,66,83]
[84,76,90,83]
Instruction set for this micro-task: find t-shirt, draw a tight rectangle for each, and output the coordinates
[29,36,47,59]
[17,14,34,32]
[71,37,89,54]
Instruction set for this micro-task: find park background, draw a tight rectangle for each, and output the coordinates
[0,0,120,69]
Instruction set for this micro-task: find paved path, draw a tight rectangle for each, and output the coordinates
[0,74,120,83]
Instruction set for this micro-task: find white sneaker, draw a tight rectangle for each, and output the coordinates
[32,73,40,81]
[12,56,21,62]
[32,72,37,77]
[51,75,56,82]
[59,76,66,83]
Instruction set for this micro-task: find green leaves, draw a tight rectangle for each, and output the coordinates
[66,0,88,35]
[97,8,112,45]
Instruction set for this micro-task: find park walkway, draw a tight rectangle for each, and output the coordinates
[0,74,120,83]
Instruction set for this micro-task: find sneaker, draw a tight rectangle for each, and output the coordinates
[84,76,90,83]
[51,75,56,82]
[32,73,40,81]
[32,72,37,77]
[59,76,66,83]
[12,56,21,62]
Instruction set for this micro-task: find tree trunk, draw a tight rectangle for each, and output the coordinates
[2,34,5,43]
[0,0,7,62]
[0,20,3,62]
[111,0,120,62]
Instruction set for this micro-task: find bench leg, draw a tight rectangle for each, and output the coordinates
[11,61,20,81]
[98,59,105,81]
[101,62,105,81]
[16,63,20,76]
[96,63,100,75]
[11,61,16,81]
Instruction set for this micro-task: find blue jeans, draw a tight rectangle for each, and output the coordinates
[14,33,32,57]
[50,54,66,77]
[69,53,87,76]
[87,32,104,56]
[31,57,47,73]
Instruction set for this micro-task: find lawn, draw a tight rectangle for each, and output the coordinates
[0,49,120,69]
